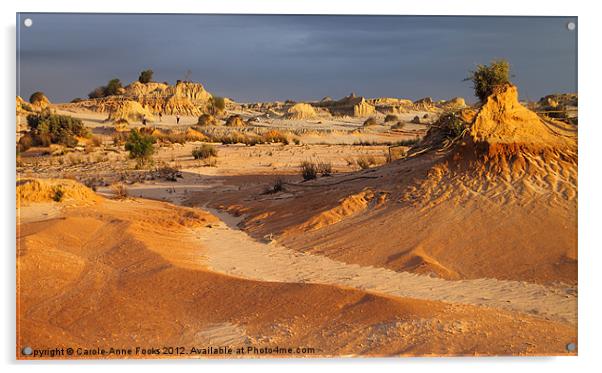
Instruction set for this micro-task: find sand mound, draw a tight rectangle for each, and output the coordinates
[286,103,317,120]
[413,97,435,111]
[17,196,576,356]
[185,127,207,141]
[29,93,51,110]
[470,84,571,148]
[107,100,154,123]
[442,97,466,110]
[297,189,387,232]
[209,84,576,287]
[404,84,577,206]
[64,81,213,117]
[316,94,377,117]
[17,178,99,206]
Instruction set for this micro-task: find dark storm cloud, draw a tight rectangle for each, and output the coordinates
[16,14,577,103]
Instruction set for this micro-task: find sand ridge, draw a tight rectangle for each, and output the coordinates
[198,208,576,324]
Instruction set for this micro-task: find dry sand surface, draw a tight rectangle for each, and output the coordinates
[16,84,577,357]
[17,193,576,357]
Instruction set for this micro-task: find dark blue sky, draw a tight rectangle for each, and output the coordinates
[17,14,577,103]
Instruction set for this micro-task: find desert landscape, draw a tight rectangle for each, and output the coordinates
[16,61,578,358]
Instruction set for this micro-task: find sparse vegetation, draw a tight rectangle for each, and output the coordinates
[263,130,289,144]
[88,78,123,98]
[111,183,128,199]
[391,121,406,130]
[29,91,46,104]
[363,117,378,126]
[439,112,467,138]
[384,114,398,123]
[466,59,511,102]
[317,161,332,176]
[356,155,377,169]
[51,186,64,202]
[264,177,285,194]
[26,111,88,147]
[138,69,154,84]
[300,161,318,180]
[197,113,218,126]
[124,129,156,165]
[192,144,218,159]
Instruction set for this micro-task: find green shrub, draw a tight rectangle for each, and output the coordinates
[438,112,467,138]
[138,69,154,84]
[105,78,123,96]
[391,121,406,130]
[363,117,378,126]
[88,86,106,99]
[26,112,88,147]
[300,161,318,180]
[88,78,123,98]
[29,91,46,104]
[466,59,511,102]
[384,114,398,123]
[52,186,64,202]
[192,144,218,159]
[124,129,155,164]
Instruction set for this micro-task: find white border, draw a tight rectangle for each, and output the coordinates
[2,1,601,372]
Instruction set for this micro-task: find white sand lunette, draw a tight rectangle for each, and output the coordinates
[195,208,576,324]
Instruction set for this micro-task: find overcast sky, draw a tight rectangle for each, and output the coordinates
[17,14,577,103]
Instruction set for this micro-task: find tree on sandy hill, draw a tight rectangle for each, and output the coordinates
[465,59,511,103]
[29,91,46,104]
[105,78,123,96]
[138,69,154,84]
[88,78,123,99]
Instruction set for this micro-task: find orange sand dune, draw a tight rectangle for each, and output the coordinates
[17,189,575,357]
[202,85,577,285]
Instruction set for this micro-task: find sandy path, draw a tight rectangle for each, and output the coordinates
[194,208,576,324]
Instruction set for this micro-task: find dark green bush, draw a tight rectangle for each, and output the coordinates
[363,117,378,126]
[125,129,155,164]
[384,114,398,123]
[88,86,106,99]
[466,59,511,102]
[29,91,46,104]
[88,78,123,98]
[138,69,154,84]
[52,186,64,202]
[105,78,123,96]
[300,161,318,180]
[439,112,467,138]
[26,112,88,147]
[192,144,218,159]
